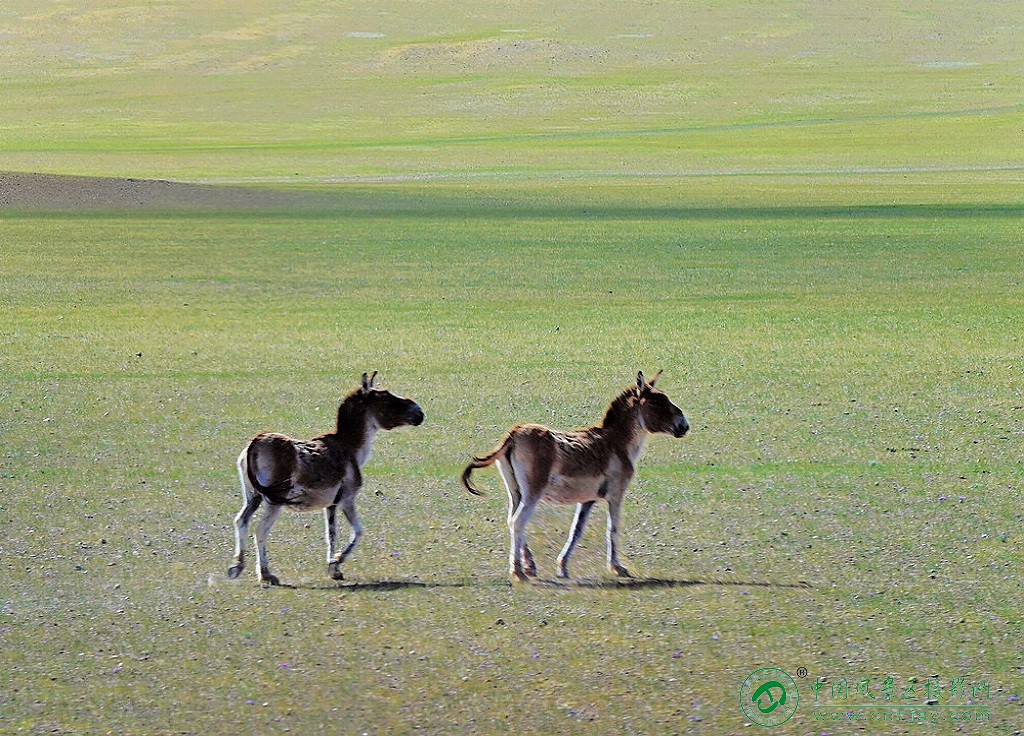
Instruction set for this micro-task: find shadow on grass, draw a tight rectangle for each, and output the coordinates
[314,201,1024,222]
[337,580,470,592]
[7,169,1023,223]
[272,579,470,592]
[270,576,812,592]
[551,576,813,591]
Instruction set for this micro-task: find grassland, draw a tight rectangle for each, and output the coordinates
[2,2,1023,734]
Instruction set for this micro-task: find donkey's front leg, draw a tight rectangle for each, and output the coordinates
[338,495,364,563]
[328,495,363,580]
[324,504,343,580]
[605,495,632,578]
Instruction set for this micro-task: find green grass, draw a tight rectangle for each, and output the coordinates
[2,1,1024,733]
[3,203,1022,734]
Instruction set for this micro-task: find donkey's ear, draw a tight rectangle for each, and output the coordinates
[648,369,663,387]
[361,372,371,392]
[636,371,646,391]
[369,370,379,388]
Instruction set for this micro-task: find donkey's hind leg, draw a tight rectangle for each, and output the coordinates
[508,493,540,582]
[228,456,264,580]
[228,492,263,579]
[253,503,284,585]
[498,457,537,578]
[557,500,595,579]
[521,541,537,578]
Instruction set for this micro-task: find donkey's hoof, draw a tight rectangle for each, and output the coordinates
[259,573,281,586]
[227,563,244,580]
[510,569,531,582]
[610,565,633,579]
[328,563,345,581]
[556,568,570,579]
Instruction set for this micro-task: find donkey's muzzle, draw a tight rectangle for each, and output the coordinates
[407,404,425,426]
[672,416,690,438]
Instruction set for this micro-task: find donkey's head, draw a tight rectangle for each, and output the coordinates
[636,370,689,438]
[357,371,425,430]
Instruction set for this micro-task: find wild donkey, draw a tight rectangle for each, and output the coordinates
[462,371,688,581]
[228,372,424,585]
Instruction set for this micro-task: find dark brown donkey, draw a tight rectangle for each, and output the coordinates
[228,372,424,585]
[462,371,689,581]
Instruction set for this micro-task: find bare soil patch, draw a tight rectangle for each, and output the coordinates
[0,171,319,211]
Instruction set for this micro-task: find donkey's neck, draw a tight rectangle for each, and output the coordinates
[354,418,381,468]
[334,399,380,468]
[623,433,648,465]
[600,390,649,462]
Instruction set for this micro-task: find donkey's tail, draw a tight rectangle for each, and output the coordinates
[460,435,512,497]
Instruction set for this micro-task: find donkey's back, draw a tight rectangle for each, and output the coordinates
[244,432,352,509]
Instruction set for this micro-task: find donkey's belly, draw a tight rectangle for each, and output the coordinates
[286,483,343,511]
[542,474,605,504]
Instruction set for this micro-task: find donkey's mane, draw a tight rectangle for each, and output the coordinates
[334,388,370,446]
[600,385,642,429]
